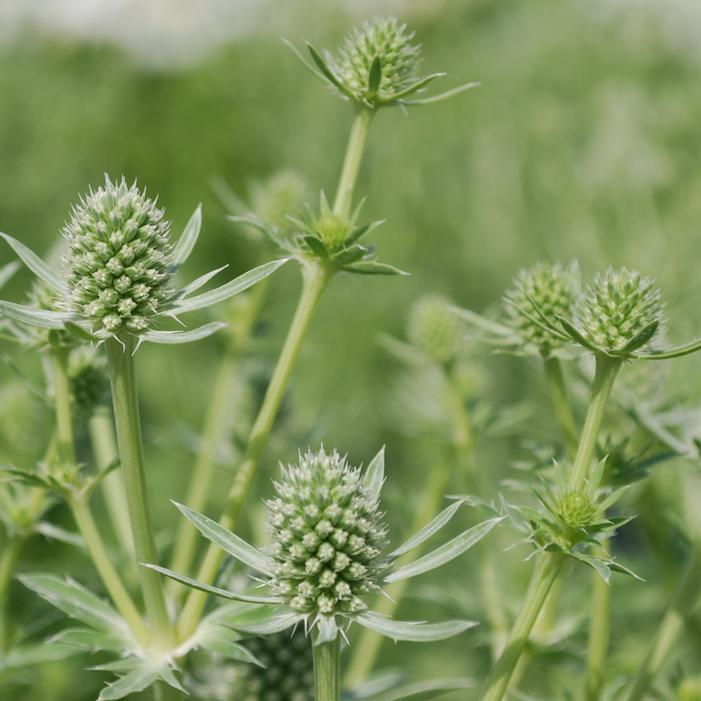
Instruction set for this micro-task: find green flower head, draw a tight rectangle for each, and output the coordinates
[504,262,577,357]
[577,267,663,354]
[407,294,462,364]
[62,176,174,336]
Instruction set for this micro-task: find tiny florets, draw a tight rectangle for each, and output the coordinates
[61,176,174,337]
[333,17,421,104]
[407,294,462,364]
[578,267,663,353]
[234,630,313,701]
[315,213,348,251]
[504,262,577,357]
[555,490,597,531]
[266,448,388,618]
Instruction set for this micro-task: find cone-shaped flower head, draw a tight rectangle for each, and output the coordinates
[235,630,313,701]
[334,17,420,105]
[555,489,597,530]
[504,262,577,357]
[62,176,174,336]
[267,448,388,617]
[407,294,462,364]
[578,267,662,354]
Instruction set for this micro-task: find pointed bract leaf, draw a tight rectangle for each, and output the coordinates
[0,232,67,293]
[399,81,480,106]
[171,204,202,269]
[363,447,385,503]
[621,320,659,353]
[234,610,302,636]
[51,627,127,653]
[0,261,19,289]
[97,666,162,701]
[306,43,352,98]
[633,337,701,361]
[341,261,410,276]
[173,501,275,575]
[368,55,382,97]
[558,317,597,351]
[178,265,228,297]
[385,517,504,582]
[142,322,225,345]
[0,300,72,330]
[355,612,477,642]
[3,640,79,669]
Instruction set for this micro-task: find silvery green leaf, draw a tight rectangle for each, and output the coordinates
[0,299,72,330]
[607,559,644,581]
[97,666,162,701]
[621,321,659,352]
[0,261,19,289]
[371,678,475,701]
[19,573,128,634]
[171,258,290,314]
[51,627,126,652]
[354,612,477,642]
[597,486,630,514]
[142,563,280,604]
[314,615,339,644]
[398,81,480,106]
[178,265,228,297]
[304,235,329,259]
[306,43,354,99]
[141,322,226,345]
[170,204,202,269]
[173,501,275,575]
[345,220,384,247]
[388,499,466,560]
[569,552,611,583]
[281,37,326,82]
[234,610,302,636]
[382,73,447,103]
[202,634,264,666]
[558,317,597,351]
[386,516,504,582]
[35,522,84,549]
[633,337,701,360]
[0,232,67,293]
[1,640,79,669]
[367,55,382,98]
[341,261,410,276]
[362,446,385,503]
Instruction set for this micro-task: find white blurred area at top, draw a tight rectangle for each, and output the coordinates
[0,0,445,68]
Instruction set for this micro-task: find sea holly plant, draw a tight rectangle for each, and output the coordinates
[146,447,503,701]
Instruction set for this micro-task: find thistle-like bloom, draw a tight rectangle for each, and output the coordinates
[149,447,502,643]
[289,17,478,110]
[408,294,463,364]
[0,176,289,346]
[576,268,663,354]
[504,262,578,357]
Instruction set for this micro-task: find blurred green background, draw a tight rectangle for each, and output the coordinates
[1,0,701,698]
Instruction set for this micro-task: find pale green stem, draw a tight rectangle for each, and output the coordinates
[332,108,374,219]
[105,337,174,648]
[50,346,149,645]
[177,263,329,639]
[168,283,263,585]
[481,554,565,701]
[90,407,134,559]
[585,540,611,701]
[482,354,621,701]
[0,535,24,650]
[313,634,341,701]
[346,464,450,685]
[626,543,701,701]
[543,356,578,459]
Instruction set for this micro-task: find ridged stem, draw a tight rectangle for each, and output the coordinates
[333,107,373,219]
[626,542,701,701]
[543,356,578,459]
[105,337,174,648]
[313,634,341,701]
[585,540,611,701]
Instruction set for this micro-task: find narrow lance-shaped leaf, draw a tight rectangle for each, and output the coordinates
[355,611,478,642]
[385,516,504,582]
[97,666,162,701]
[363,446,385,502]
[0,232,67,293]
[141,322,226,345]
[170,258,290,314]
[178,265,228,298]
[341,261,410,276]
[0,299,73,330]
[173,501,275,575]
[233,610,302,636]
[0,261,19,289]
[170,204,202,269]
[141,563,281,604]
[399,81,480,106]
[367,55,382,99]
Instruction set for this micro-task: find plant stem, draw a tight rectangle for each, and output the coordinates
[346,463,450,685]
[481,554,564,701]
[626,542,701,701]
[313,634,341,701]
[90,407,134,559]
[177,263,329,639]
[0,535,24,650]
[332,108,373,219]
[105,337,174,648]
[49,345,75,463]
[569,356,621,490]
[543,356,578,459]
[585,540,611,701]
[69,497,149,645]
[168,283,264,584]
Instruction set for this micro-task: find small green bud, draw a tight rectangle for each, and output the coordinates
[334,17,421,106]
[251,171,308,234]
[315,213,348,251]
[234,630,313,701]
[504,262,577,357]
[578,267,663,353]
[62,176,174,337]
[555,490,597,530]
[407,294,462,364]
[267,448,387,618]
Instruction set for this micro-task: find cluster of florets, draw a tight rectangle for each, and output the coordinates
[577,268,663,353]
[266,448,388,618]
[314,213,349,252]
[234,631,313,701]
[555,489,598,531]
[251,171,307,235]
[407,294,462,364]
[333,17,421,104]
[61,176,174,336]
[504,262,577,357]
